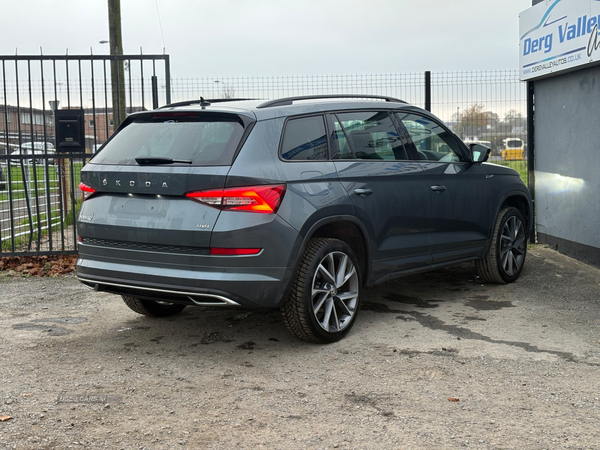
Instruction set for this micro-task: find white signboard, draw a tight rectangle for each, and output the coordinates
[519,0,600,80]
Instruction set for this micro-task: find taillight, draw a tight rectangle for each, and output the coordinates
[151,112,199,119]
[186,185,286,214]
[79,182,96,201]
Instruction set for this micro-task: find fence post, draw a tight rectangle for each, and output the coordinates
[151,76,159,109]
[526,80,535,243]
[424,71,431,112]
[164,55,171,105]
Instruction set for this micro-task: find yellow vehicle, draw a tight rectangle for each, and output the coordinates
[501,138,525,161]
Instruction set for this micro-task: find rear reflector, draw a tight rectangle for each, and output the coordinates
[79,182,96,201]
[186,184,286,214]
[210,248,262,255]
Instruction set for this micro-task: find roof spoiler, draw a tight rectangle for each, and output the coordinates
[158,97,259,110]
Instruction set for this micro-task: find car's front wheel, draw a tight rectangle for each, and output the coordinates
[476,207,527,283]
[282,238,361,343]
[121,295,186,317]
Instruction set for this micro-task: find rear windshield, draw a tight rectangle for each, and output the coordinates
[506,140,523,148]
[92,117,245,166]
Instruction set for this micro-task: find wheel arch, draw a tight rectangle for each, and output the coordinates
[498,191,533,234]
[479,190,532,258]
[285,215,372,295]
[307,216,371,284]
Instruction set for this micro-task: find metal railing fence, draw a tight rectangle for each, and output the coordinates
[0,53,171,256]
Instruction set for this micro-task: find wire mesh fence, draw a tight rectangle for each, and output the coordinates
[169,70,528,177]
[170,73,426,106]
[430,71,528,178]
[1,65,528,256]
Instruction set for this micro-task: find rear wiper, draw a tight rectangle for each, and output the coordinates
[135,157,192,165]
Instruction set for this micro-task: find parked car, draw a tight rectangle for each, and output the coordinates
[9,142,56,165]
[76,95,532,343]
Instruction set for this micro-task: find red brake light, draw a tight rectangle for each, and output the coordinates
[151,112,199,118]
[186,185,286,214]
[79,182,96,201]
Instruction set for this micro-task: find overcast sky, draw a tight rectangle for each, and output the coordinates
[1,0,532,78]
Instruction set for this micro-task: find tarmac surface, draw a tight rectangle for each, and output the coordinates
[0,245,599,449]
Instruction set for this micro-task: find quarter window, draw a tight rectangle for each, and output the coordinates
[396,113,464,162]
[281,116,328,161]
[334,111,408,160]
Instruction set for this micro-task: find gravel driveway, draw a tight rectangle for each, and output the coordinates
[1,245,599,449]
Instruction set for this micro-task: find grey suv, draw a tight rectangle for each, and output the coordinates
[77,95,532,343]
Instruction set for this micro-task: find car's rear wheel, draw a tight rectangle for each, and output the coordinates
[121,295,186,317]
[476,207,527,283]
[282,238,361,343]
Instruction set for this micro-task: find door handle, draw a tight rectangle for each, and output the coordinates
[354,188,373,197]
[430,185,447,192]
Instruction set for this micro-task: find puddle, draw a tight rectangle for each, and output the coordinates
[465,297,514,311]
[13,323,71,336]
[237,341,256,350]
[384,293,440,308]
[31,317,87,325]
[361,301,401,313]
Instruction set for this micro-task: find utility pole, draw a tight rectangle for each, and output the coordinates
[108,0,126,129]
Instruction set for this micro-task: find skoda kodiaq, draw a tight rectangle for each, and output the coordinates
[77,95,532,343]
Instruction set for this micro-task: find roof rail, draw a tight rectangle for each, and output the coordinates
[158,97,258,110]
[256,94,407,109]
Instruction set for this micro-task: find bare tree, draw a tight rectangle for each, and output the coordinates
[457,104,488,138]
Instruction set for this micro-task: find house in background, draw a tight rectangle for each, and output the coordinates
[0,105,55,154]
[0,105,147,155]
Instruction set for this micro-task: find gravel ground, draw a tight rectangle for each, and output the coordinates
[1,245,599,449]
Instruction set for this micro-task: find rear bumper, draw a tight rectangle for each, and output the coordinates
[78,276,243,306]
[77,254,293,308]
[501,150,525,160]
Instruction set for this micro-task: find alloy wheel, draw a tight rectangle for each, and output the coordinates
[311,251,359,332]
[500,215,526,276]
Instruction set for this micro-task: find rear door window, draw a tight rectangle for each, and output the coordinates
[280,115,328,161]
[92,117,245,166]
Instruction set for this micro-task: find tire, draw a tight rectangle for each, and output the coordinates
[476,207,527,284]
[121,295,186,317]
[281,238,362,343]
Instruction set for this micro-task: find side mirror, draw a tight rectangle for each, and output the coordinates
[470,143,491,164]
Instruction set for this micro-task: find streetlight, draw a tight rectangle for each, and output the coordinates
[95,41,109,54]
